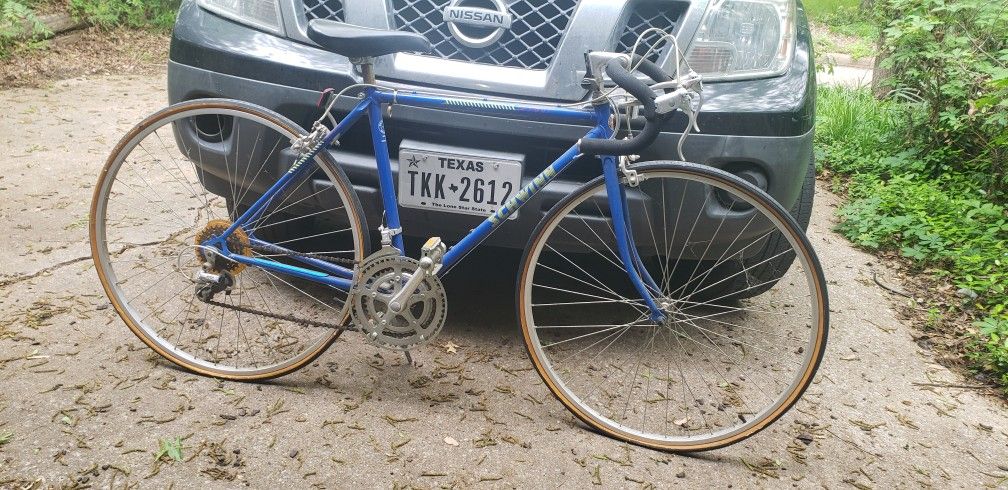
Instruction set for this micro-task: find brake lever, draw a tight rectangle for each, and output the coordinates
[682,91,701,133]
[653,84,702,132]
[650,70,703,92]
[680,70,703,91]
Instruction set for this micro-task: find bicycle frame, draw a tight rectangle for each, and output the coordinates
[205,87,666,321]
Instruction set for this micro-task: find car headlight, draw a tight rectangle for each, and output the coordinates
[684,0,797,81]
[197,0,285,35]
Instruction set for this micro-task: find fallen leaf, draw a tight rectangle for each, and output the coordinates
[443,342,459,354]
[444,436,459,447]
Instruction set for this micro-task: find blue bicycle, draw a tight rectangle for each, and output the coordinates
[90,22,827,451]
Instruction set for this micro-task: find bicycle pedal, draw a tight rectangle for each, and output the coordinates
[421,237,446,274]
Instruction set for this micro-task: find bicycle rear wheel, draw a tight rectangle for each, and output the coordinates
[518,162,828,451]
[90,99,368,380]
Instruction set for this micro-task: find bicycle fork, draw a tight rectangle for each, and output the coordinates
[601,155,666,323]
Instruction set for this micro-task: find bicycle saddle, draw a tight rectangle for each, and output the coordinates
[307,20,431,58]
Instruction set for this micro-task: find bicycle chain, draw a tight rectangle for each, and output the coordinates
[201,295,357,331]
[193,236,358,329]
[200,240,357,329]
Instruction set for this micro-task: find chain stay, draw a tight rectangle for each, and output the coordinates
[199,242,356,329]
[249,242,357,266]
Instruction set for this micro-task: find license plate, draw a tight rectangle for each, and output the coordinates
[398,141,523,219]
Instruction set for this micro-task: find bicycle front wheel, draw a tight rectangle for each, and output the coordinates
[90,99,368,380]
[518,162,828,451]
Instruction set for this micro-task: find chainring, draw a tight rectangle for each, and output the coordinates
[350,248,447,351]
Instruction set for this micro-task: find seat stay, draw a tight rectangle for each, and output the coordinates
[207,97,374,291]
[223,96,370,241]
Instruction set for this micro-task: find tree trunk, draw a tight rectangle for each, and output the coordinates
[18,13,86,40]
[871,28,891,98]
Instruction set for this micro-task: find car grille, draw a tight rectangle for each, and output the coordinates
[390,0,578,70]
[616,2,688,62]
[304,0,345,21]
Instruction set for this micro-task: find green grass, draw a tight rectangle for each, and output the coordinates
[803,0,861,19]
[815,86,900,173]
[804,0,878,58]
[817,87,897,147]
[817,86,1008,391]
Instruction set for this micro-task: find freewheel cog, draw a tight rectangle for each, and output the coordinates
[194,219,251,274]
[350,249,447,351]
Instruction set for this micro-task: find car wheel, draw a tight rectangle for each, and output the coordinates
[710,157,815,300]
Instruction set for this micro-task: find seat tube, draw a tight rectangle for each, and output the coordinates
[601,155,665,322]
[366,89,405,253]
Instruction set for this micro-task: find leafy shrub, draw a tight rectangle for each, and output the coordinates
[876,0,1008,198]
[837,173,1008,312]
[69,0,179,29]
[817,84,1008,391]
[824,0,1008,389]
[971,317,1008,387]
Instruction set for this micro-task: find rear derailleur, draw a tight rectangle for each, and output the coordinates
[195,266,234,302]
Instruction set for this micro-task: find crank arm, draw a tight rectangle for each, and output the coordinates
[387,267,428,314]
[385,237,446,316]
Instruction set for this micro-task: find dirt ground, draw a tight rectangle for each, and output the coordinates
[0,28,168,90]
[1,72,1007,488]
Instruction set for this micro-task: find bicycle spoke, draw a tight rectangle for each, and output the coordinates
[521,166,826,449]
[93,102,363,377]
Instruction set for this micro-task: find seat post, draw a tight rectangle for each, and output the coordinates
[352,57,376,85]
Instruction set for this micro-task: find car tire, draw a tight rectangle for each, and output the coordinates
[712,157,815,300]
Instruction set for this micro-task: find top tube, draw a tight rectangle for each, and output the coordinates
[371,90,599,126]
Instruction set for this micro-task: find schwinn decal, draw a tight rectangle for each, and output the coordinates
[488,166,556,225]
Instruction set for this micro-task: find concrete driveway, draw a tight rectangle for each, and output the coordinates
[0,73,1006,488]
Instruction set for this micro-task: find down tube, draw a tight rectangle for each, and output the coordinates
[439,128,606,270]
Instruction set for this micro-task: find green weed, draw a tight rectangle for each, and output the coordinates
[154,436,183,462]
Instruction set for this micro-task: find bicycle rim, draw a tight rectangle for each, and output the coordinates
[90,99,367,380]
[518,162,828,451]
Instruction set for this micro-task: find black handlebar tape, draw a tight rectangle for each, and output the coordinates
[580,116,663,156]
[608,58,657,119]
[580,58,662,156]
[631,55,674,85]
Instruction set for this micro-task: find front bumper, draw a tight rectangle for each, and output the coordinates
[168,2,815,249]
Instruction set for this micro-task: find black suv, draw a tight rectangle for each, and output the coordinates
[167,0,816,251]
